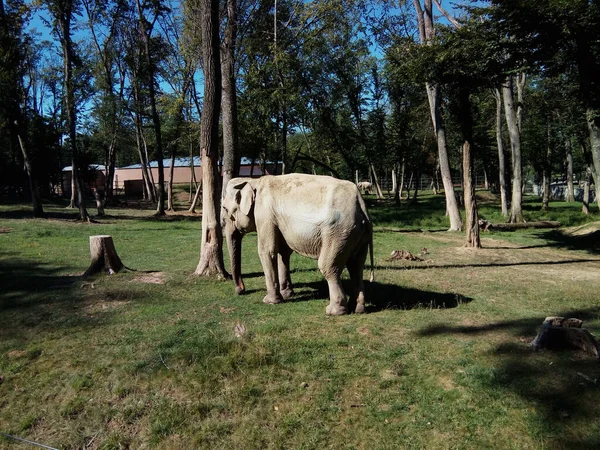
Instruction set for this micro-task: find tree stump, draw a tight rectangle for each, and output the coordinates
[530,316,600,358]
[84,235,124,276]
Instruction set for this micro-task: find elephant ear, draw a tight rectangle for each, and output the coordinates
[237,182,255,216]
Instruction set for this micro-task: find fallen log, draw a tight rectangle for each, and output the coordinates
[530,316,600,358]
[479,220,560,231]
[83,235,124,276]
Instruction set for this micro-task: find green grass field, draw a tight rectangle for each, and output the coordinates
[1,193,600,449]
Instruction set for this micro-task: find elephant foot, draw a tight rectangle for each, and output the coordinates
[263,294,282,305]
[326,303,348,316]
[280,288,295,300]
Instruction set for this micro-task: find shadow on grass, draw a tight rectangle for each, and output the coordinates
[290,279,471,312]
[534,229,600,254]
[377,257,599,272]
[0,252,123,337]
[416,308,600,448]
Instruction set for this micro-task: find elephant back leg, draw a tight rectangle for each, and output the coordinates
[346,241,369,314]
[318,242,349,316]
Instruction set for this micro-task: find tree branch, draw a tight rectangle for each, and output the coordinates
[432,0,461,28]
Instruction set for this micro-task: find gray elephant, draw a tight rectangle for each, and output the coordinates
[222,174,374,315]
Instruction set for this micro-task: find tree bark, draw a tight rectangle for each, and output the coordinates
[457,89,480,248]
[15,122,44,217]
[371,164,384,199]
[542,122,552,211]
[167,152,176,211]
[220,0,240,206]
[58,2,89,221]
[587,109,600,210]
[84,235,124,276]
[189,177,202,213]
[502,77,524,223]
[136,0,165,215]
[495,88,509,217]
[463,141,481,247]
[582,166,591,215]
[195,0,229,278]
[414,0,462,231]
[566,138,575,202]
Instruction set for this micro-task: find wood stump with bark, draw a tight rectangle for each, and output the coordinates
[530,316,600,358]
[84,235,124,276]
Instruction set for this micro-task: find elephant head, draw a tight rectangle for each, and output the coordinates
[222,178,257,295]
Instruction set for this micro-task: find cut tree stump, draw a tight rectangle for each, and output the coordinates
[530,316,600,358]
[84,235,124,276]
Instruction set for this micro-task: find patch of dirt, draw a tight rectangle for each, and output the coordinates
[357,327,370,336]
[0,227,11,233]
[565,221,600,236]
[437,375,456,391]
[7,350,26,358]
[132,272,166,284]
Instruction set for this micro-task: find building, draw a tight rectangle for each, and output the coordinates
[61,164,106,197]
[114,157,280,197]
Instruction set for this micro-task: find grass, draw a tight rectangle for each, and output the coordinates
[1,192,600,449]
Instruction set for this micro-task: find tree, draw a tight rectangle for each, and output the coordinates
[43,0,90,221]
[194,0,228,277]
[135,0,167,215]
[502,74,525,223]
[81,0,126,206]
[490,0,600,210]
[0,0,44,217]
[413,0,463,231]
[220,0,240,202]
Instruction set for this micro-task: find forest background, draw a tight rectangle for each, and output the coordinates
[1,0,599,237]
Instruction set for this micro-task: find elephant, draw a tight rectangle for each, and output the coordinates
[222,173,374,315]
[356,181,373,194]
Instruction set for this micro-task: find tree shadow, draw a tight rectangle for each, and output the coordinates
[289,279,472,312]
[415,307,600,448]
[377,257,599,272]
[534,229,600,254]
[0,252,124,340]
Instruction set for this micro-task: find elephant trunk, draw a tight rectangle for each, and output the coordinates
[226,225,245,294]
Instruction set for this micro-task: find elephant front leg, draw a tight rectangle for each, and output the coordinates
[258,240,283,305]
[278,245,294,300]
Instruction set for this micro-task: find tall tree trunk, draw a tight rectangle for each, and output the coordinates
[167,152,176,211]
[502,77,524,223]
[582,166,591,215]
[463,141,481,248]
[458,90,480,248]
[414,0,462,231]
[370,164,384,199]
[541,122,552,211]
[565,138,575,202]
[16,127,44,217]
[59,4,89,221]
[136,0,165,215]
[104,139,117,205]
[220,0,239,205]
[133,108,155,201]
[495,89,509,216]
[195,0,228,278]
[587,109,600,210]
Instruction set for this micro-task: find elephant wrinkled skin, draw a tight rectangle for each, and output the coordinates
[223,174,374,315]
